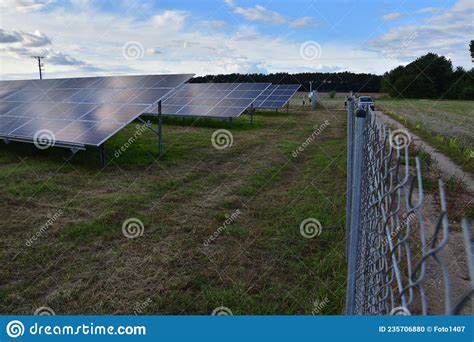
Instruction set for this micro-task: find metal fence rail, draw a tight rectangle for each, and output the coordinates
[345,97,474,315]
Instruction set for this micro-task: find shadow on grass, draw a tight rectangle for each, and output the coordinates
[145,115,263,131]
[0,114,263,170]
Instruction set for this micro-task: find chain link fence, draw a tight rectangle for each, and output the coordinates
[345,97,474,315]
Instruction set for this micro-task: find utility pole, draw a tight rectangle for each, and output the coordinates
[32,56,45,80]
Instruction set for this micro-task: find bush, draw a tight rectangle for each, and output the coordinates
[329,90,336,99]
[460,87,474,100]
[382,53,474,100]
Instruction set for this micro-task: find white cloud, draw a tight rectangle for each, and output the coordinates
[204,20,227,28]
[370,0,473,68]
[289,17,317,28]
[45,49,85,65]
[151,10,187,30]
[146,48,163,55]
[0,0,54,12]
[380,12,405,21]
[0,28,22,43]
[226,1,316,29]
[416,7,440,14]
[0,28,50,46]
[0,27,91,68]
[1,0,458,79]
[381,7,442,21]
[233,4,286,24]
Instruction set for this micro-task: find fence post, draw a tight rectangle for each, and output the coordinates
[346,107,367,315]
[346,97,355,259]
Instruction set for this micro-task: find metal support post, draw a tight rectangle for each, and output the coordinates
[99,144,105,167]
[158,101,163,159]
[346,108,367,315]
[250,103,254,126]
[312,91,317,110]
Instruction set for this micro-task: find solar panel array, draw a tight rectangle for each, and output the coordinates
[148,83,271,118]
[253,84,300,109]
[0,74,193,147]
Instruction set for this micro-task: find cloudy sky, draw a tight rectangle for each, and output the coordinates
[0,0,472,80]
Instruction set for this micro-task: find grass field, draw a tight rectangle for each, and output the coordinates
[377,99,474,174]
[0,104,348,315]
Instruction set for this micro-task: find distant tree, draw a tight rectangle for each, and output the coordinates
[470,40,474,62]
[382,53,473,100]
[382,53,454,99]
[329,90,336,98]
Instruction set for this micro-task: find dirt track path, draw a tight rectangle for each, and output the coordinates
[375,110,472,314]
[374,110,474,193]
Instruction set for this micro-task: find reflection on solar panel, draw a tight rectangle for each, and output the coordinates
[253,84,300,109]
[147,83,271,118]
[0,74,193,148]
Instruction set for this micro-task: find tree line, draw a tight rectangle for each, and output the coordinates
[191,72,382,93]
[381,52,474,100]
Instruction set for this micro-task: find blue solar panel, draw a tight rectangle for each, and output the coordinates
[147,83,271,118]
[0,74,193,147]
[254,84,300,109]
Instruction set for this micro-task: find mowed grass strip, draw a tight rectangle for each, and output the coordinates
[0,105,347,315]
[377,99,474,174]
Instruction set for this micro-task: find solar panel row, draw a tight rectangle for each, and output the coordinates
[0,76,300,162]
[253,84,300,109]
[148,83,271,118]
[0,74,193,147]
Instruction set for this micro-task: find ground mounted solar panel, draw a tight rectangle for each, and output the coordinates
[253,84,300,109]
[146,83,272,119]
[0,74,193,161]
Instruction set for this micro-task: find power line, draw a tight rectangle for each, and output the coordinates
[32,56,45,80]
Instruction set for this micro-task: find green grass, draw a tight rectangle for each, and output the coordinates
[466,202,474,220]
[377,99,474,174]
[0,106,347,315]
